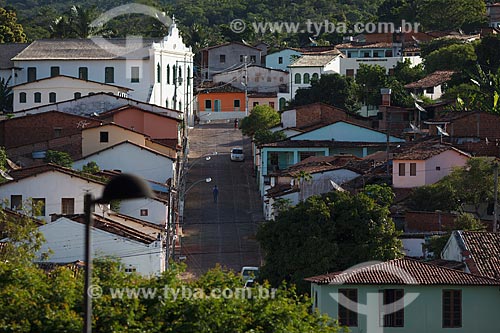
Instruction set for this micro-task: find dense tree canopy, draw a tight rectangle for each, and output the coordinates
[0,7,26,43]
[257,190,402,293]
[0,205,343,332]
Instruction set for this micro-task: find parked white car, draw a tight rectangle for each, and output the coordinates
[241,266,259,283]
[230,147,245,162]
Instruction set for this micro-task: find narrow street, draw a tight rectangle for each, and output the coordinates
[180,121,263,278]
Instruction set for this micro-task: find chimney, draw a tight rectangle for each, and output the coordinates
[380,88,392,106]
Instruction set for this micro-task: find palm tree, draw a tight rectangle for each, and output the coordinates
[0,77,13,113]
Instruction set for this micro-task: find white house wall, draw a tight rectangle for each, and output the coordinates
[0,171,105,221]
[37,217,164,276]
[73,143,174,184]
[339,56,422,76]
[119,198,168,226]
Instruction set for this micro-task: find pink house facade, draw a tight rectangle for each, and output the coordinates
[393,144,470,188]
[99,106,181,141]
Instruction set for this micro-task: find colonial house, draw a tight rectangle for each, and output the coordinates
[38,213,166,275]
[263,155,362,220]
[199,42,266,80]
[442,231,500,280]
[306,257,500,333]
[196,82,246,121]
[248,92,278,111]
[288,52,343,100]
[212,64,289,94]
[0,164,107,221]
[11,21,195,125]
[12,75,131,111]
[73,140,176,185]
[392,140,470,188]
[405,71,455,101]
[487,3,500,28]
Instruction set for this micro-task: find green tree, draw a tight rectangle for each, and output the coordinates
[239,105,281,137]
[253,128,286,145]
[407,182,460,212]
[424,43,477,74]
[0,7,26,43]
[292,73,360,112]
[0,146,7,172]
[392,59,425,85]
[475,35,500,73]
[43,150,73,168]
[416,0,487,32]
[82,161,100,174]
[0,77,12,113]
[356,64,387,107]
[258,190,402,293]
[362,184,395,208]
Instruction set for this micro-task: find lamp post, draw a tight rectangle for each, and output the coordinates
[83,174,153,333]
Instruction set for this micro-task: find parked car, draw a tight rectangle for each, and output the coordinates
[230,147,245,162]
[241,266,259,283]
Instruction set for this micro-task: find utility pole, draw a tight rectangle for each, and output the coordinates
[244,55,248,117]
[494,162,498,232]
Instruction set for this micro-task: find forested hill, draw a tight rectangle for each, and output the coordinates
[1,0,489,49]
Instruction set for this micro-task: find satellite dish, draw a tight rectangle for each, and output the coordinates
[0,169,13,181]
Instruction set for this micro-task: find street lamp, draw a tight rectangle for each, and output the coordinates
[83,174,153,333]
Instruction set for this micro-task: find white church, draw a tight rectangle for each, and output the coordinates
[7,19,195,125]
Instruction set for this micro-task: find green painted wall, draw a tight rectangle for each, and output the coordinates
[312,283,500,333]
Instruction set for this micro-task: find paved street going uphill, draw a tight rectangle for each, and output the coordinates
[180,121,263,278]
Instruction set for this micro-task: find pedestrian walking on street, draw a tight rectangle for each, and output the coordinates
[213,185,219,203]
[234,118,239,129]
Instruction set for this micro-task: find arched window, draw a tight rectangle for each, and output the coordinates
[279,97,286,111]
[294,73,301,84]
[34,92,41,103]
[312,73,319,81]
[166,65,170,84]
[178,65,182,78]
[178,101,182,111]
[49,92,56,103]
[172,65,177,84]
[303,73,310,84]
[19,92,26,103]
[187,66,191,86]
[165,99,169,108]
[157,63,161,83]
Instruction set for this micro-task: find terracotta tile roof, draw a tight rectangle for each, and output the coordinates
[67,212,162,244]
[405,71,455,89]
[426,259,466,271]
[266,183,299,198]
[12,39,156,60]
[0,209,44,235]
[391,139,470,160]
[199,41,262,52]
[0,43,29,69]
[279,155,361,176]
[196,81,244,93]
[5,163,106,185]
[289,53,342,67]
[36,260,85,276]
[305,257,500,285]
[458,231,500,280]
[151,138,181,151]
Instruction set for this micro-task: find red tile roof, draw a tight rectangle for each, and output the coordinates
[5,163,106,185]
[458,231,500,280]
[405,71,455,89]
[305,257,500,285]
[392,140,470,161]
[278,155,362,177]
